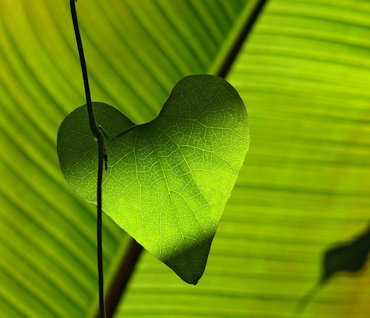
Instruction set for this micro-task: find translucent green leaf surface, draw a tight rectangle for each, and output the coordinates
[57,75,249,284]
[0,0,252,316]
[3,0,370,317]
[116,0,370,317]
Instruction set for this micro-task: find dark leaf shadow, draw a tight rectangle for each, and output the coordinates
[294,223,370,316]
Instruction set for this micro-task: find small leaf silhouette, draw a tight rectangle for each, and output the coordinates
[57,75,249,284]
[322,225,370,282]
[296,224,370,315]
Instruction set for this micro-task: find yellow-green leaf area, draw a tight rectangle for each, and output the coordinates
[57,75,249,284]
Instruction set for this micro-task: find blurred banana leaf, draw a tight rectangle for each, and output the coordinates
[1,0,370,317]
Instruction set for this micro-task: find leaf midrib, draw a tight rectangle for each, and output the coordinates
[91,1,268,316]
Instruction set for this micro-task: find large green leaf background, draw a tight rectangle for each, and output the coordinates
[1,0,370,317]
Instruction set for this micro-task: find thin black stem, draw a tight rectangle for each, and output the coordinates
[69,1,107,318]
[96,240,143,318]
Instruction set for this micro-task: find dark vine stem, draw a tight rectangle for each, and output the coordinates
[69,1,107,317]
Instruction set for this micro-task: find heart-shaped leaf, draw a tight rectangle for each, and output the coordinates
[57,75,249,284]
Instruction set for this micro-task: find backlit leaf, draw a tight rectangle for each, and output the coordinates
[57,75,249,284]
[0,0,252,315]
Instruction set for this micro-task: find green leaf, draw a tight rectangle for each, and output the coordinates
[0,0,251,315]
[57,75,249,284]
[116,1,370,317]
[6,0,370,317]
